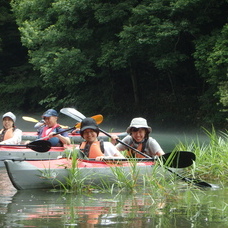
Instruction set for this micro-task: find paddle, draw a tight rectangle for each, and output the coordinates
[0,140,52,152]
[22,116,69,128]
[61,107,213,188]
[85,152,194,166]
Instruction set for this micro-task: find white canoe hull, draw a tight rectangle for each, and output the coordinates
[0,146,68,167]
[4,158,170,190]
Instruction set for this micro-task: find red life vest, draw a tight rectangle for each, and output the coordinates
[80,141,104,158]
[41,124,60,139]
[0,128,14,142]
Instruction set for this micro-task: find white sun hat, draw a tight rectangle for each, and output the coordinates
[126,117,152,133]
[2,112,16,122]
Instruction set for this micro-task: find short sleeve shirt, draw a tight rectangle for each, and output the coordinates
[115,135,164,157]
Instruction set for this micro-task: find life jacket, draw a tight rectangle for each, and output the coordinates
[0,128,14,142]
[127,138,148,158]
[80,140,104,158]
[41,124,61,139]
[40,124,63,147]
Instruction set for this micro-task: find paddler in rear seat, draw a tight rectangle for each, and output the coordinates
[0,112,22,145]
[79,118,125,161]
[111,117,165,158]
[37,109,70,147]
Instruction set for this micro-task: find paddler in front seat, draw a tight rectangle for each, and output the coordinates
[37,109,70,147]
[79,117,124,161]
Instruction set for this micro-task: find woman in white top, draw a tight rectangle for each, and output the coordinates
[0,112,22,144]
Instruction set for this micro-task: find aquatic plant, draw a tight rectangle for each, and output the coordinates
[174,127,228,183]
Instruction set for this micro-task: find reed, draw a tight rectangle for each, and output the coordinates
[173,127,228,182]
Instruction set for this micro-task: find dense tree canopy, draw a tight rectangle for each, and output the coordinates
[0,0,227,128]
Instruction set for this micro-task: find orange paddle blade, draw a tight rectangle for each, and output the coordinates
[75,114,103,128]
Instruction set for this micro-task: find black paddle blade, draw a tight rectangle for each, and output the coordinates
[162,151,196,168]
[27,140,52,152]
[183,177,214,188]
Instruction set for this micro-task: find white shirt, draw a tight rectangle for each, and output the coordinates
[0,128,22,145]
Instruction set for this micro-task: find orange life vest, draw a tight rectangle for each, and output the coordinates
[0,128,14,142]
[127,143,146,158]
[127,139,148,158]
[80,141,104,158]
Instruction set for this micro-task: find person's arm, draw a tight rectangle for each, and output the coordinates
[95,142,125,161]
[115,135,131,151]
[147,137,165,156]
[55,134,71,145]
[48,130,71,145]
[0,129,22,145]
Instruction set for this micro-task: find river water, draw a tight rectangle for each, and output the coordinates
[0,167,227,227]
[0,113,227,227]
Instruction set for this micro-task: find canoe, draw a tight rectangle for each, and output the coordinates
[22,131,127,143]
[4,158,170,190]
[0,146,71,168]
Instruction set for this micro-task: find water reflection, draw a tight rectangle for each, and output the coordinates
[1,173,228,228]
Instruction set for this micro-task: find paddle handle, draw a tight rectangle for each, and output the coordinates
[98,128,151,158]
[38,126,76,140]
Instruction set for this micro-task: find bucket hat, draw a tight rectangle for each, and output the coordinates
[2,112,16,122]
[80,118,99,137]
[126,117,152,134]
[42,109,58,118]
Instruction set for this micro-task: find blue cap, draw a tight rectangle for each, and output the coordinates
[42,109,58,117]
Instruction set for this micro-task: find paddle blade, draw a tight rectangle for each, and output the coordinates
[22,116,39,123]
[75,114,103,128]
[161,151,196,168]
[60,108,86,121]
[27,140,52,152]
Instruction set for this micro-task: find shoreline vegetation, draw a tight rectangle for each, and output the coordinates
[174,127,228,183]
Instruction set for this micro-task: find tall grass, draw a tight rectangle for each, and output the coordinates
[173,127,228,182]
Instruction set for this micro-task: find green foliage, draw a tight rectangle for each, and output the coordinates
[3,0,227,127]
[194,24,228,124]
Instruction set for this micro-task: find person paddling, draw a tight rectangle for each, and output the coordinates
[111,117,165,158]
[0,112,22,145]
[37,109,70,147]
[79,118,124,161]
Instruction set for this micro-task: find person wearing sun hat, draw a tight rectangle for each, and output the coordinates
[79,117,125,160]
[37,109,70,147]
[0,112,22,144]
[112,117,164,158]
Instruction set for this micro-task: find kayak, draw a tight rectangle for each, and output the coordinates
[4,158,170,190]
[0,145,72,168]
[22,131,127,143]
